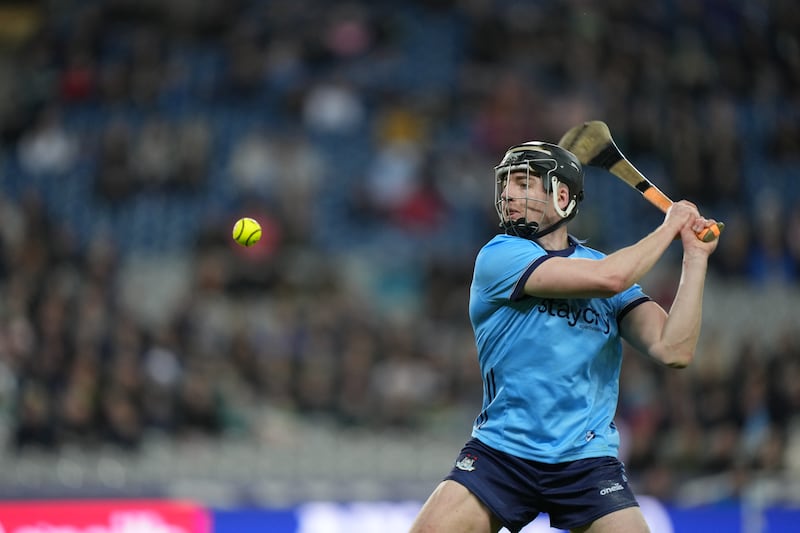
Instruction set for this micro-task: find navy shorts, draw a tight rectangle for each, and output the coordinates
[444,438,639,532]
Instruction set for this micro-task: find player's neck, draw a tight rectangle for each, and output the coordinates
[536,226,570,252]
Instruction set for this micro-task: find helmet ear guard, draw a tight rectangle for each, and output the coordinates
[551,175,577,219]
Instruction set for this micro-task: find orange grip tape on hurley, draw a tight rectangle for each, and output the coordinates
[642,188,724,242]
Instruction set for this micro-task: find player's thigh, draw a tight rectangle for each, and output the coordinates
[409,480,501,533]
[571,505,650,533]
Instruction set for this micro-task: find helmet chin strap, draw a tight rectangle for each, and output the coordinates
[500,215,571,241]
[529,214,570,240]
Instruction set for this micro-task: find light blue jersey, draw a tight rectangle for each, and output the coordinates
[469,234,650,463]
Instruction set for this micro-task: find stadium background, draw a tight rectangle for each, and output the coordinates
[0,0,798,531]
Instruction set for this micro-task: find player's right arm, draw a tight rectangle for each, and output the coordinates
[620,215,719,367]
[524,201,700,299]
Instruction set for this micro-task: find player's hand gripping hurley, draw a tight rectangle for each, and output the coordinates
[559,121,724,242]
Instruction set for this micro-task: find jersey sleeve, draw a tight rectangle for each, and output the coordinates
[472,237,548,303]
[615,283,652,323]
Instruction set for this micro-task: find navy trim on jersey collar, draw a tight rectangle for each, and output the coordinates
[510,236,580,301]
[541,235,580,256]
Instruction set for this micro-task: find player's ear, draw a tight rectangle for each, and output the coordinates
[558,182,571,209]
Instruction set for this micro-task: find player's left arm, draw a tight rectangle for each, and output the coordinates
[621,217,719,368]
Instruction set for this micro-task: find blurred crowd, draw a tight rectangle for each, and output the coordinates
[0,0,799,503]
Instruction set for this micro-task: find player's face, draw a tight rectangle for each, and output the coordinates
[499,170,548,223]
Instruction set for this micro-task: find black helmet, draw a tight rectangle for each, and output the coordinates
[494,141,584,239]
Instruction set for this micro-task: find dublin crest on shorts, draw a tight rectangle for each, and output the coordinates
[455,454,478,471]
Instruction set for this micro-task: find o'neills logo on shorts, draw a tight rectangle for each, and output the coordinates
[599,482,624,496]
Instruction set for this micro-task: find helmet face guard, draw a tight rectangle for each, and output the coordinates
[494,141,584,240]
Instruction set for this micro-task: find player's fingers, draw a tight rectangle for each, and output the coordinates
[694,217,719,232]
[671,200,697,216]
[668,204,697,226]
[671,199,690,207]
[691,217,709,233]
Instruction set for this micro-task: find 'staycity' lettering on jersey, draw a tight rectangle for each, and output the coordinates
[534,299,613,334]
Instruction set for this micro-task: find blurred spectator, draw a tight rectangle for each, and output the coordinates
[131,116,177,190]
[140,331,183,433]
[747,189,796,284]
[99,388,143,450]
[472,71,542,155]
[59,45,96,103]
[14,382,56,450]
[94,118,136,202]
[786,201,800,269]
[17,106,78,176]
[267,132,326,245]
[368,325,443,428]
[176,365,225,437]
[710,211,752,279]
[129,28,167,107]
[56,351,100,448]
[362,140,424,218]
[228,126,278,198]
[222,19,267,101]
[174,116,213,191]
[336,326,378,426]
[768,114,800,163]
[302,76,365,133]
